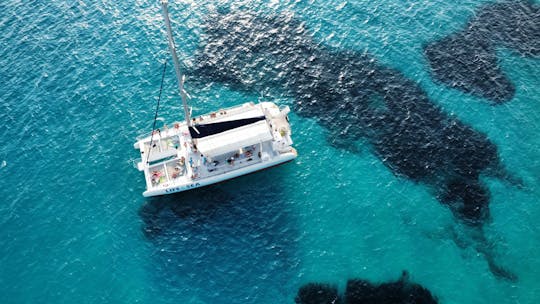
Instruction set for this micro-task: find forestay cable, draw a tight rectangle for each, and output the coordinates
[146,60,168,164]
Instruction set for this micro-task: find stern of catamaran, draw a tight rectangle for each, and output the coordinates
[134,123,192,192]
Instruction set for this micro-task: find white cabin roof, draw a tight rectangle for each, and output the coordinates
[195,120,273,157]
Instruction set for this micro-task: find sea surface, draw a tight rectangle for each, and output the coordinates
[1,0,539,303]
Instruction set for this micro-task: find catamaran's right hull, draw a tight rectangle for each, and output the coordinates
[142,150,296,197]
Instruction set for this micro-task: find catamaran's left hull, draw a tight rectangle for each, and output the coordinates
[142,150,296,197]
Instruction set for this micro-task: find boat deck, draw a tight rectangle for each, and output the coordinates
[134,102,296,196]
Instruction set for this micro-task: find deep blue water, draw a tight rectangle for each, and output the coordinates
[1,0,539,303]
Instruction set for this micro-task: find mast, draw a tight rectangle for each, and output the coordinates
[160,0,192,127]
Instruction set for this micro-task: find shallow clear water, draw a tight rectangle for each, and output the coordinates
[1,0,539,303]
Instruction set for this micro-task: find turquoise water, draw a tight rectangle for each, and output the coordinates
[1,0,539,303]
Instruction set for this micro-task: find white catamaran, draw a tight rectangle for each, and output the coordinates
[133,0,297,197]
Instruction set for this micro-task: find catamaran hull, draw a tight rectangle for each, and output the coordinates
[142,151,296,197]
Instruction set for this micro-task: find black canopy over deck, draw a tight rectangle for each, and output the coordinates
[189,116,266,139]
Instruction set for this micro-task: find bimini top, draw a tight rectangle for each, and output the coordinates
[189,116,265,139]
[195,120,273,157]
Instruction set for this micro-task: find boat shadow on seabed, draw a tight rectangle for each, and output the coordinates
[189,8,523,281]
[138,171,301,303]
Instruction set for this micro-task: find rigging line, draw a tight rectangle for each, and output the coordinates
[146,60,168,164]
